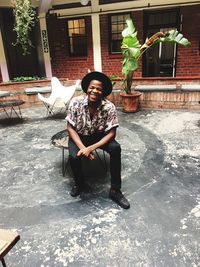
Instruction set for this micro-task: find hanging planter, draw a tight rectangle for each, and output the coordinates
[12,0,36,55]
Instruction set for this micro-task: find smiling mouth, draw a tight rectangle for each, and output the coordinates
[90,93,97,98]
[89,94,99,102]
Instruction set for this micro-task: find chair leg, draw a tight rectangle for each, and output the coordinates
[43,103,54,116]
[95,150,107,172]
[62,148,72,176]
[1,258,7,267]
[62,148,66,176]
[103,150,107,172]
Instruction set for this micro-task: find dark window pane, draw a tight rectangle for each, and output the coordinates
[110,13,130,53]
[67,18,87,56]
[111,40,122,53]
[148,11,177,26]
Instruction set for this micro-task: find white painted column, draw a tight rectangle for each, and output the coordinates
[91,14,102,72]
[39,15,52,78]
[0,27,9,82]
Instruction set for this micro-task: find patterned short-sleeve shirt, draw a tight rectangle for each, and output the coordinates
[66,95,119,135]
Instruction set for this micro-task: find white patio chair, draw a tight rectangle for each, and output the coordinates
[38,77,81,116]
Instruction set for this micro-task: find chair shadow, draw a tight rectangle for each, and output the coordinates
[0,117,25,126]
[45,113,67,120]
[82,153,108,177]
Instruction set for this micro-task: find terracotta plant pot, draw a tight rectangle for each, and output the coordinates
[120,91,142,113]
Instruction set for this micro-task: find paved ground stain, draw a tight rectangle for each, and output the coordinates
[0,107,199,267]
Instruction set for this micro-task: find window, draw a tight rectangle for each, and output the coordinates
[143,10,180,77]
[110,13,130,54]
[67,18,87,56]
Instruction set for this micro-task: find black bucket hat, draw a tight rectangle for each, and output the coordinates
[81,71,112,97]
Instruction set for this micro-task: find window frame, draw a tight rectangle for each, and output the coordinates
[109,12,131,54]
[66,17,87,57]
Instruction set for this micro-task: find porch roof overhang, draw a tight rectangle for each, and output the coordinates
[0,0,199,17]
[45,0,200,18]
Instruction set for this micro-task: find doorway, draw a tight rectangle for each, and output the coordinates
[0,8,41,80]
[143,9,180,77]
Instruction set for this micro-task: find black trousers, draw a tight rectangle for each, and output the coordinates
[68,133,121,190]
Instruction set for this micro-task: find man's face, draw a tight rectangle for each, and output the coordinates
[87,80,103,103]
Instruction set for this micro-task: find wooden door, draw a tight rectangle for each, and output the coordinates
[0,8,40,80]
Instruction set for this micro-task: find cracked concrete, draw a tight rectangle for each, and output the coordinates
[0,107,199,267]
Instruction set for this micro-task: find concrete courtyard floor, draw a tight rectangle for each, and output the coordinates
[0,106,200,267]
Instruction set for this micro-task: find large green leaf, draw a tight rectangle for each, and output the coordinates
[142,29,190,48]
[122,58,138,74]
[129,47,140,58]
[160,29,190,47]
[121,19,141,60]
[128,58,138,71]
[122,18,135,37]
[122,36,140,48]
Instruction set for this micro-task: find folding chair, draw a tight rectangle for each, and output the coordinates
[38,77,81,116]
[51,130,107,177]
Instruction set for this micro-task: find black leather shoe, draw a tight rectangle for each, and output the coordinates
[109,189,130,209]
[70,185,82,197]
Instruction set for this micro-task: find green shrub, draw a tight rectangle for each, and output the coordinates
[11,76,45,82]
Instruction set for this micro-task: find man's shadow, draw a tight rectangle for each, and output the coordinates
[67,150,110,195]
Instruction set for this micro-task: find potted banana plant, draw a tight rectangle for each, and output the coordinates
[120,18,190,112]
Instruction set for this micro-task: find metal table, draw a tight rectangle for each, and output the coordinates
[0,100,25,119]
[0,91,11,98]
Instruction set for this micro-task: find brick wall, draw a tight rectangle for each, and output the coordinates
[0,79,50,93]
[139,91,200,110]
[100,11,143,77]
[47,15,94,80]
[106,89,200,110]
[176,6,200,76]
[100,14,122,76]
[0,78,199,110]
[46,5,200,79]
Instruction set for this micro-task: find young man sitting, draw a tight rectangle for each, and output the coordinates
[66,71,130,209]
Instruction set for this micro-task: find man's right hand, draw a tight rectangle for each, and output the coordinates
[77,147,95,160]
